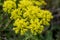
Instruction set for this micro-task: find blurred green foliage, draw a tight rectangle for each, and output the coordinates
[0,0,60,40]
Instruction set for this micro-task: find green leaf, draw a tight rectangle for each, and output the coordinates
[45,31,53,40]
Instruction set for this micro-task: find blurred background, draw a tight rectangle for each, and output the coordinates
[0,0,60,40]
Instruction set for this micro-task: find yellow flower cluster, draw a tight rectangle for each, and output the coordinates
[4,0,16,2]
[3,0,16,13]
[3,0,53,35]
[10,9,22,20]
[13,18,28,35]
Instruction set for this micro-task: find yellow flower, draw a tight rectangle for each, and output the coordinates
[10,9,22,20]
[3,0,53,35]
[18,0,33,9]
[3,0,16,13]
[13,18,28,35]
[4,0,16,2]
